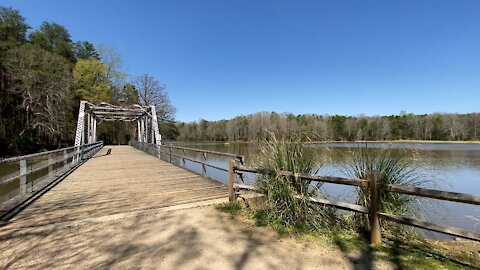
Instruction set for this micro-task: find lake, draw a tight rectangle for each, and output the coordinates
[168,141,480,240]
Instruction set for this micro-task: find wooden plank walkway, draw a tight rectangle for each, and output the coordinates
[0,146,228,229]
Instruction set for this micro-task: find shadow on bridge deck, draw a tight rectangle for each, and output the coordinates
[0,145,228,229]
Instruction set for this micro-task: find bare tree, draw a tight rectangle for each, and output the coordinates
[134,74,176,121]
[4,46,73,143]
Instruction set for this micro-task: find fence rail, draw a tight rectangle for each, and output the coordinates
[0,141,104,218]
[130,141,244,178]
[230,163,480,243]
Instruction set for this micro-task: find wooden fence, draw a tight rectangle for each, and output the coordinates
[229,162,480,244]
[129,142,480,244]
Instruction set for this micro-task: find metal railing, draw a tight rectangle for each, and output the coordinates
[228,162,480,244]
[0,141,103,213]
[129,141,244,178]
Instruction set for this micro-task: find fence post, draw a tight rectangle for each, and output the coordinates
[20,159,27,194]
[368,170,381,245]
[202,153,207,177]
[48,152,54,179]
[182,149,186,167]
[228,159,235,202]
[169,147,172,163]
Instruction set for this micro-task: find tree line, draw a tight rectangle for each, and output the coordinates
[176,111,480,142]
[0,6,175,156]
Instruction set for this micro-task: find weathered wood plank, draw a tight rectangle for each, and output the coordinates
[234,165,367,187]
[378,212,480,241]
[382,184,480,205]
[233,183,368,214]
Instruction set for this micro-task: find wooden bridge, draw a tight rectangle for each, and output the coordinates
[0,146,229,229]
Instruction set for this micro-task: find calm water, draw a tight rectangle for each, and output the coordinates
[168,141,480,240]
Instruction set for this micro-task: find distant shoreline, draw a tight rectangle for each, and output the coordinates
[172,140,480,144]
[309,140,480,144]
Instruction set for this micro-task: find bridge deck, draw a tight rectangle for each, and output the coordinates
[1,146,228,229]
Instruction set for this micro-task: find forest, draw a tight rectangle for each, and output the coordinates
[2,6,479,157]
[0,6,176,156]
[176,111,480,142]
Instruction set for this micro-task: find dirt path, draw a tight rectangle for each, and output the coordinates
[0,205,394,269]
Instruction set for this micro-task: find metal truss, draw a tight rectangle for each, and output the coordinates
[74,101,162,147]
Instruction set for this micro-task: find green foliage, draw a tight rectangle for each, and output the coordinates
[330,115,347,140]
[252,134,336,230]
[120,83,140,104]
[216,202,243,216]
[73,41,99,60]
[342,146,427,234]
[73,59,112,102]
[29,22,74,61]
[0,6,30,49]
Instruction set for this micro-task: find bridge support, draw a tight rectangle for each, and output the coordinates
[74,100,162,147]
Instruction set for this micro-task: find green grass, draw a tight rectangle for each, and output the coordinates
[341,145,430,235]
[215,202,243,216]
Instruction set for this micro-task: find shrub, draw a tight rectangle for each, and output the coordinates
[253,134,336,231]
[342,145,426,234]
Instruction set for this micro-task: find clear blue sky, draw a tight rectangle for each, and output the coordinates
[3,0,480,122]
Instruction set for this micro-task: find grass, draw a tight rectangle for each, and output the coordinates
[217,202,480,269]
[251,134,337,230]
[341,145,430,235]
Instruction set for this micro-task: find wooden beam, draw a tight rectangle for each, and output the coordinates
[378,212,480,242]
[382,184,480,205]
[232,183,369,214]
[233,165,367,187]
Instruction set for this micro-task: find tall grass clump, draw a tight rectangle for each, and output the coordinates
[342,145,427,234]
[253,134,336,231]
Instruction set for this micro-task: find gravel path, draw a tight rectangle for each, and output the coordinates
[0,205,394,269]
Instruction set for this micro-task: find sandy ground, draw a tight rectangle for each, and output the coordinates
[0,205,395,270]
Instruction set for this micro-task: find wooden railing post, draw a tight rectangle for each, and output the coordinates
[182,149,186,167]
[228,159,235,202]
[19,159,27,194]
[202,153,207,177]
[368,170,381,245]
[169,147,172,163]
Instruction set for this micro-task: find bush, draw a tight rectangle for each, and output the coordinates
[252,134,336,231]
[341,145,427,234]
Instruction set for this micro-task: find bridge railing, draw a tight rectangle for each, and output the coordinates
[0,141,103,211]
[229,163,480,244]
[129,141,244,178]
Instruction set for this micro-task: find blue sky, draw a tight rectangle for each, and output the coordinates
[3,0,480,122]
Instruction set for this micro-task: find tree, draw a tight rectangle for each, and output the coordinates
[73,41,99,60]
[120,83,140,104]
[0,6,30,49]
[29,22,74,61]
[134,74,176,121]
[98,44,126,88]
[73,59,111,102]
[3,45,74,152]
